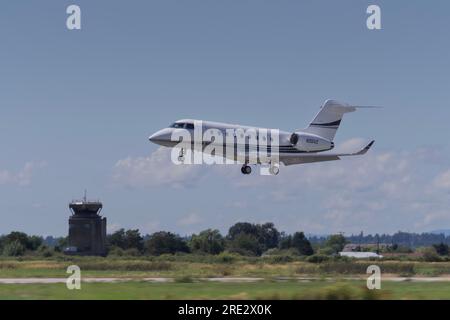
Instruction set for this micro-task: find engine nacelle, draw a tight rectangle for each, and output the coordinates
[290,132,334,152]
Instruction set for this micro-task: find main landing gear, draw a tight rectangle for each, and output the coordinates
[269,164,280,175]
[240,163,280,175]
[241,164,252,175]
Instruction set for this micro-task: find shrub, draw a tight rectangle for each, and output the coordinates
[291,232,314,256]
[261,248,298,263]
[317,247,335,256]
[38,245,54,258]
[2,240,25,257]
[324,234,348,254]
[27,235,44,251]
[306,254,330,264]
[263,248,282,255]
[42,250,53,258]
[433,243,449,256]
[123,248,141,257]
[145,231,190,256]
[190,229,225,255]
[0,232,43,253]
[216,251,239,264]
[107,229,144,252]
[421,247,442,262]
[108,246,125,257]
[265,255,294,264]
[227,222,280,253]
[226,233,261,256]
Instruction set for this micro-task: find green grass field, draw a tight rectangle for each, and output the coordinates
[1,257,450,278]
[1,257,450,299]
[1,280,450,300]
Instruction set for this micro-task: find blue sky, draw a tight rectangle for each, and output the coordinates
[1,1,450,236]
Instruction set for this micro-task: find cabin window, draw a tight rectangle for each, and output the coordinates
[185,123,195,130]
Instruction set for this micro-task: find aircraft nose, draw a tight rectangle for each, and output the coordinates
[149,132,160,143]
[148,128,172,145]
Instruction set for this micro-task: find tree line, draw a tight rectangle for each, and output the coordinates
[1,224,450,258]
[106,222,314,257]
[0,222,314,257]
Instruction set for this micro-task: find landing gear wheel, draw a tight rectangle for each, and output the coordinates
[178,149,185,163]
[241,165,252,175]
[269,165,280,175]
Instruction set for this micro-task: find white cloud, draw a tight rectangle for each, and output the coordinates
[112,147,204,188]
[333,137,367,153]
[111,140,450,234]
[433,169,450,189]
[216,140,450,233]
[0,161,46,186]
[177,212,202,227]
[138,221,161,234]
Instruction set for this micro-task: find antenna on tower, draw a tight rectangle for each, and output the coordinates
[84,189,87,202]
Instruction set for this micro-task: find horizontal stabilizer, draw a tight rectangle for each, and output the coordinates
[354,140,375,155]
[280,140,375,166]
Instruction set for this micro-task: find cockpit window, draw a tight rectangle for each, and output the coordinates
[170,122,195,130]
[170,123,185,129]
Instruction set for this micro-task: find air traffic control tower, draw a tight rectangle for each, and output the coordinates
[67,193,107,256]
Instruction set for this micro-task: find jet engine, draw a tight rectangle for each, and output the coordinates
[289,132,334,152]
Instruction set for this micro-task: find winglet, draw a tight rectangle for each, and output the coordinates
[355,140,375,155]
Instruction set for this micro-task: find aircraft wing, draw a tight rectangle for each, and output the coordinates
[280,140,375,166]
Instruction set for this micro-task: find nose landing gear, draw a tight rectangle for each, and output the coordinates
[178,148,185,163]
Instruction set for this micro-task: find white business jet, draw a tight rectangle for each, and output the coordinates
[149,100,375,175]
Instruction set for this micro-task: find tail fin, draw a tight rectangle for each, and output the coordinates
[302,100,356,141]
